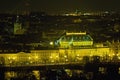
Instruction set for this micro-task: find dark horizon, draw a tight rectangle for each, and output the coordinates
[0,0,120,14]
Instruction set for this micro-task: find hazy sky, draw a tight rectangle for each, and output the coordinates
[0,0,120,13]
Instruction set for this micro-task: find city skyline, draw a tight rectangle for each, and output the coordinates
[0,0,120,14]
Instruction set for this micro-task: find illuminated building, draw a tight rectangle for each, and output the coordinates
[0,46,118,66]
[55,32,93,48]
[14,15,26,35]
[0,32,119,66]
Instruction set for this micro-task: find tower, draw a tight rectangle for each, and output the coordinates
[14,15,24,35]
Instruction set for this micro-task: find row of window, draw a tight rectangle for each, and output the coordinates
[61,35,93,41]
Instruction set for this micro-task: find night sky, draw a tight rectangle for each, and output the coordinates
[0,0,120,13]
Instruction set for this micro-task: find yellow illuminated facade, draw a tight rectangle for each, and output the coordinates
[0,47,118,66]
